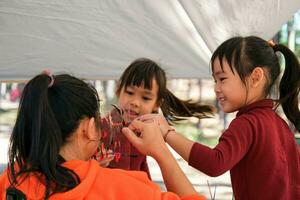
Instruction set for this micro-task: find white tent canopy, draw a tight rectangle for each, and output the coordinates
[0,0,299,80]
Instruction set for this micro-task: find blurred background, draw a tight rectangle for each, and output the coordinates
[1,8,300,200]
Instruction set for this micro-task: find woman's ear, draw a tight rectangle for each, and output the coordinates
[87,117,98,140]
[250,67,265,88]
[76,118,91,141]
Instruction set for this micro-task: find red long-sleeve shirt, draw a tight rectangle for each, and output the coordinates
[189,99,300,200]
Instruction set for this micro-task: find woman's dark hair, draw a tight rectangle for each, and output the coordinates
[116,58,214,123]
[8,73,100,199]
[211,36,300,131]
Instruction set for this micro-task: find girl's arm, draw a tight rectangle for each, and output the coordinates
[138,114,253,177]
[164,130,194,162]
[122,120,198,197]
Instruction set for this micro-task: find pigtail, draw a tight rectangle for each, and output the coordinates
[160,89,214,124]
[8,74,80,198]
[273,44,300,132]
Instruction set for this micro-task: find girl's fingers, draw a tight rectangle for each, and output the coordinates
[136,114,157,121]
[137,114,170,133]
[107,149,113,154]
[138,114,166,124]
[122,120,166,157]
[99,156,114,167]
[138,118,154,123]
[98,150,115,167]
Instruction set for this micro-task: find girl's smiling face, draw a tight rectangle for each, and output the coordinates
[213,58,248,113]
[117,79,159,123]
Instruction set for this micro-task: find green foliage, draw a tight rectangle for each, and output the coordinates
[279,11,300,58]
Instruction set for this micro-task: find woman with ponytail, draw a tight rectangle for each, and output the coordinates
[0,72,205,200]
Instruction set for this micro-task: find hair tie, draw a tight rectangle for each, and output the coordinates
[42,69,54,88]
[268,40,275,48]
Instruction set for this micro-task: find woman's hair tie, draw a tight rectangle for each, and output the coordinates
[42,69,54,88]
[268,40,276,48]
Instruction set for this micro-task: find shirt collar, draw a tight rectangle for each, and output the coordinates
[237,99,274,116]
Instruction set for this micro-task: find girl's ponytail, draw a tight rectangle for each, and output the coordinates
[273,44,300,131]
[160,89,214,124]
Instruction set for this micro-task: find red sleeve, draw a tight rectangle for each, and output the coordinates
[298,147,300,163]
[188,116,254,176]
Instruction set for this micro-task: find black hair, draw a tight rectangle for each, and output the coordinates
[211,36,300,131]
[8,73,100,199]
[116,58,214,123]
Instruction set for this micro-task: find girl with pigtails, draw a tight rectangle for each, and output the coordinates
[98,58,213,179]
[139,36,300,199]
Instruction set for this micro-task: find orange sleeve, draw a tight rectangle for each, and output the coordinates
[161,192,206,200]
[0,170,8,199]
[109,169,206,200]
[180,194,206,200]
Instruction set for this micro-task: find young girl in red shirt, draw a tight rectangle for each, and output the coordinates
[98,58,213,178]
[139,36,300,199]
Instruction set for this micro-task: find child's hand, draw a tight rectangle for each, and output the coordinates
[122,119,169,159]
[136,114,172,139]
[98,150,115,167]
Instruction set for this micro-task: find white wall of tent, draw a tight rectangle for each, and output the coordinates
[0,0,300,81]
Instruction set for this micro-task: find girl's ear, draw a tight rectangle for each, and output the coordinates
[250,67,265,88]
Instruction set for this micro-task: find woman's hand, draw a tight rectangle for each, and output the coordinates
[122,119,168,160]
[98,149,114,167]
[136,114,194,162]
[122,117,199,197]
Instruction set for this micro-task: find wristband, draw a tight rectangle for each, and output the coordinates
[163,128,175,142]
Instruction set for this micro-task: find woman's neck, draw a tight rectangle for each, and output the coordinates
[59,142,87,161]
